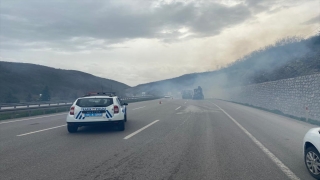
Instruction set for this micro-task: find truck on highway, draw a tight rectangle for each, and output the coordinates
[182,90,193,99]
[193,86,204,100]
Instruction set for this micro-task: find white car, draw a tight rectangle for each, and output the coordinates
[303,127,320,179]
[66,92,128,133]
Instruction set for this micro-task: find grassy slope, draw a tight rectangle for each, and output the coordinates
[0,62,130,102]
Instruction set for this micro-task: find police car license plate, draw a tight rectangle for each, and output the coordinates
[85,113,102,117]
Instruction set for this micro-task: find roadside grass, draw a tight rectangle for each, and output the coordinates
[218,100,320,126]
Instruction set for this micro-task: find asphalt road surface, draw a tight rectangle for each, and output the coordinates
[0,99,318,180]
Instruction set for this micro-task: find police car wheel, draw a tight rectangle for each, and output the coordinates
[305,146,320,179]
[118,120,125,131]
[67,125,78,133]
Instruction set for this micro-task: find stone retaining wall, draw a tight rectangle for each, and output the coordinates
[225,74,320,121]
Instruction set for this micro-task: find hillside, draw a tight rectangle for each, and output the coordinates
[0,62,130,102]
[127,35,320,97]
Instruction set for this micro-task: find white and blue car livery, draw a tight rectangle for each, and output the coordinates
[66,95,127,125]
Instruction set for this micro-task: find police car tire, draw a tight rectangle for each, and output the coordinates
[118,120,125,131]
[67,125,78,133]
[305,146,320,179]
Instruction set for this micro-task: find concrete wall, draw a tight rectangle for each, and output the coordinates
[224,74,320,121]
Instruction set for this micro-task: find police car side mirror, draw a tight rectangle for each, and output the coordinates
[122,103,128,106]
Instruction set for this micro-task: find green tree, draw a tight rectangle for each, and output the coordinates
[5,92,20,103]
[40,86,51,101]
[25,93,32,102]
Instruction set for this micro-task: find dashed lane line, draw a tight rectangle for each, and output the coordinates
[124,120,159,140]
[17,124,67,137]
[132,106,146,110]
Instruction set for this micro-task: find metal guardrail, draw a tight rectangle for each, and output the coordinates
[0,102,73,110]
[0,104,72,120]
[120,96,160,103]
[0,104,72,112]
[0,100,72,106]
[0,96,160,120]
[0,96,159,112]
[0,101,71,105]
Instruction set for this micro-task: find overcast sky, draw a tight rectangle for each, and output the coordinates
[0,0,319,86]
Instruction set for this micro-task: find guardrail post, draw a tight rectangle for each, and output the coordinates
[49,103,51,106]
[27,105,29,108]
[14,106,16,109]
[305,106,309,122]
[38,104,40,107]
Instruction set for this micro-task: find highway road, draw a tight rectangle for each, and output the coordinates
[0,99,318,180]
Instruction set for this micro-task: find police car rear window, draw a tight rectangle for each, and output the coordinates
[76,98,113,107]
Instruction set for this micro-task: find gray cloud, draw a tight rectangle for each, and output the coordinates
[0,0,316,86]
[0,0,253,52]
[189,3,251,36]
[303,14,320,25]
[245,0,300,13]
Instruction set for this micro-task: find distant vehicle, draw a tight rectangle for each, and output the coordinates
[303,127,320,179]
[66,92,128,133]
[193,86,204,100]
[182,90,193,99]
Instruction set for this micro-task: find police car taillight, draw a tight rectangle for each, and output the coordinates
[70,106,75,115]
[114,105,119,114]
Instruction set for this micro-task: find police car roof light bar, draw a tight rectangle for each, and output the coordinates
[83,92,116,97]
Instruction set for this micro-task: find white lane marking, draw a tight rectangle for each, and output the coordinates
[213,103,300,180]
[132,106,146,110]
[17,124,67,137]
[0,113,67,125]
[124,120,159,140]
[175,106,181,111]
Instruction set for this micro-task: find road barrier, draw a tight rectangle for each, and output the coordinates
[120,96,160,103]
[0,96,158,110]
[0,101,73,110]
[0,96,160,120]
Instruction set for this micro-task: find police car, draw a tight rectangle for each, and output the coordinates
[303,127,320,179]
[66,92,128,133]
